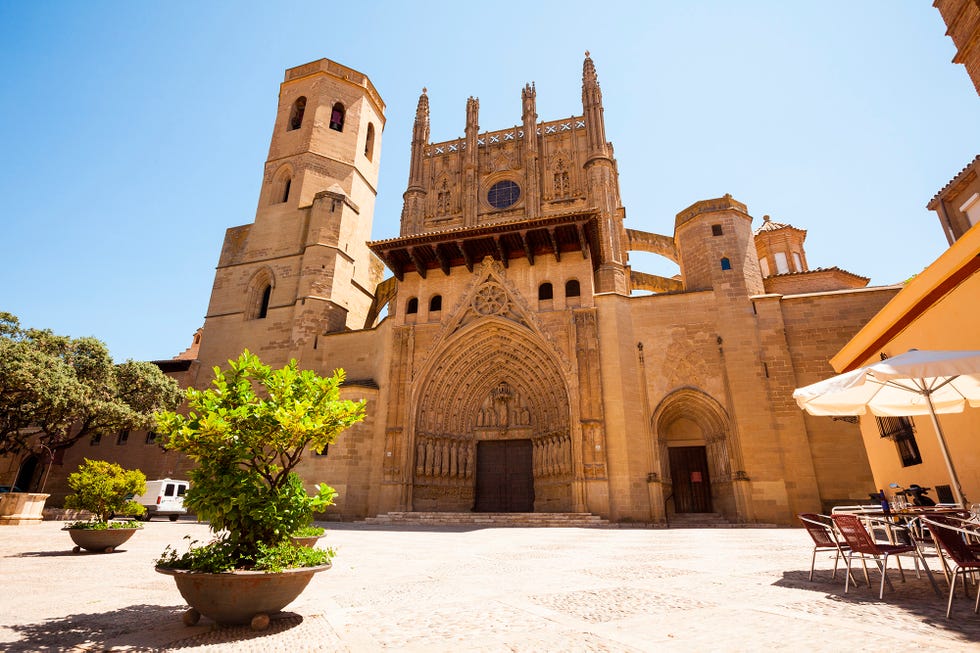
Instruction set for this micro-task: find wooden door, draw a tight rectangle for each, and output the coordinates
[475,439,534,512]
[669,446,712,513]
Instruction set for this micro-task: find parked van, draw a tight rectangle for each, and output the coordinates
[133,479,189,521]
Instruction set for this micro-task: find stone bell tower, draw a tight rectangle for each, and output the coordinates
[195,58,386,373]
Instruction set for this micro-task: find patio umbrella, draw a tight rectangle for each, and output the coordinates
[793,349,980,506]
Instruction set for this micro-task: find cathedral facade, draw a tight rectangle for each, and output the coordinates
[53,56,902,525]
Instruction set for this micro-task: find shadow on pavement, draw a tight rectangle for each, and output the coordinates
[774,569,980,642]
[10,549,130,557]
[3,604,307,652]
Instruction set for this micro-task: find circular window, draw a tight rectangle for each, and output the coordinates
[487,180,521,209]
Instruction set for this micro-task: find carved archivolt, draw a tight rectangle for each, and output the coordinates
[651,387,733,482]
[414,318,570,436]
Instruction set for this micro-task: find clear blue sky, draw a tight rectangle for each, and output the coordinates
[1,1,977,362]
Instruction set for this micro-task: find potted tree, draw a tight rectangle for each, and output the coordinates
[153,350,364,630]
[63,459,146,553]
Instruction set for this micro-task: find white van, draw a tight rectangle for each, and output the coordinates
[133,479,189,521]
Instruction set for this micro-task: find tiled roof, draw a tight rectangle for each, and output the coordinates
[927,154,980,209]
[753,214,804,235]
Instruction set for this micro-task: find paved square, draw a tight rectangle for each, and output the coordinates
[1,521,978,651]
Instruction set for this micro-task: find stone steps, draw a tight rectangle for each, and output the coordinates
[361,511,612,528]
[666,512,773,528]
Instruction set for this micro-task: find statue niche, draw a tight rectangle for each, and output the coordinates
[476,381,531,429]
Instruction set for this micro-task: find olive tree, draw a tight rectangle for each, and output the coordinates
[0,312,183,459]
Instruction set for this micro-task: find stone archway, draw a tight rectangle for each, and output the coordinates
[651,388,737,520]
[411,318,573,512]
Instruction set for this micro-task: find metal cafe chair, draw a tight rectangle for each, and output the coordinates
[922,516,980,618]
[798,513,855,584]
[831,513,938,600]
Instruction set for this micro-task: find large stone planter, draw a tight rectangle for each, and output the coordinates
[0,493,49,525]
[156,563,330,630]
[65,526,140,553]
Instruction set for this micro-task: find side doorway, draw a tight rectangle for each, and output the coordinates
[668,446,712,513]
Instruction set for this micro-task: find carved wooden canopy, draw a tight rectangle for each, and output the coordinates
[369,210,600,281]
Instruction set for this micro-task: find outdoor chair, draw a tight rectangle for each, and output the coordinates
[798,513,854,583]
[923,516,980,618]
[831,513,937,599]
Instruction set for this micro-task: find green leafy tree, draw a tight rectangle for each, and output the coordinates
[155,350,365,568]
[64,458,147,524]
[0,312,183,457]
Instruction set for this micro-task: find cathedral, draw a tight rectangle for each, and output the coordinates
[58,55,902,525]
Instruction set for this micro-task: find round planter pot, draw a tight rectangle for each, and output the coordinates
[65,527,140,553]
[156,563,330,629]
[289,534,324,548]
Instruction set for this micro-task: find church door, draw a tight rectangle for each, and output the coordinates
[669,446,712,513]
[474,439,534,512]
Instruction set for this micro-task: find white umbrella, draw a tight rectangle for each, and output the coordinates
[793,349,980,506]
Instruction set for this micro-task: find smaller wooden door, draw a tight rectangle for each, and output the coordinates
[475,440,534,512]
[669,446,712,513]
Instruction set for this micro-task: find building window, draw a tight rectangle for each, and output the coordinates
[774,251,789,274]
[246,270,275,320]
[759,258,770,277]
[538,282,553,300]
[720,258,732,271]
[876,415,922,467]
[288,96,306,131]
[90,433,102,446]
[429,295,442,312]
[271,167,292,205]
[406,297,418,314]
[330,102,345,132]
[257,285,272,319]
[711,224,723,236]
[364,123,375,161]
[487,180,521,209]
[565,279,581,297]
[960,192,980,227]
[315,444,329,457]
[792,252,803,272]
[116,430,129,446]
[145,431,158,445]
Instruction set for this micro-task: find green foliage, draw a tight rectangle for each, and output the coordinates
[292,525,326,538]
[64,458,147,524]
[156,535,333,572]
[0,312,183,457]
[155,350,364,569]
[66,519,142,530]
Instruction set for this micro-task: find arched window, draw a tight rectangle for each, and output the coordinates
[258,284,272,318]
[330,102,345,132]
[406,297,419,314]
[364,123,375,160]
[429,295,442,312]
[246,269,275,320]
[565,279,581,297]
[720,258,732,271]
[538,282,553,300]
[288,96,306,131]
[271,167,292,205]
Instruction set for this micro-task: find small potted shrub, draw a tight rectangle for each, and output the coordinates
[63,459,146,553]
[153,350,364,630]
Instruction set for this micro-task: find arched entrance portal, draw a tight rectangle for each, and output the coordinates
[412,318,572,513]
[652,388,738,520]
